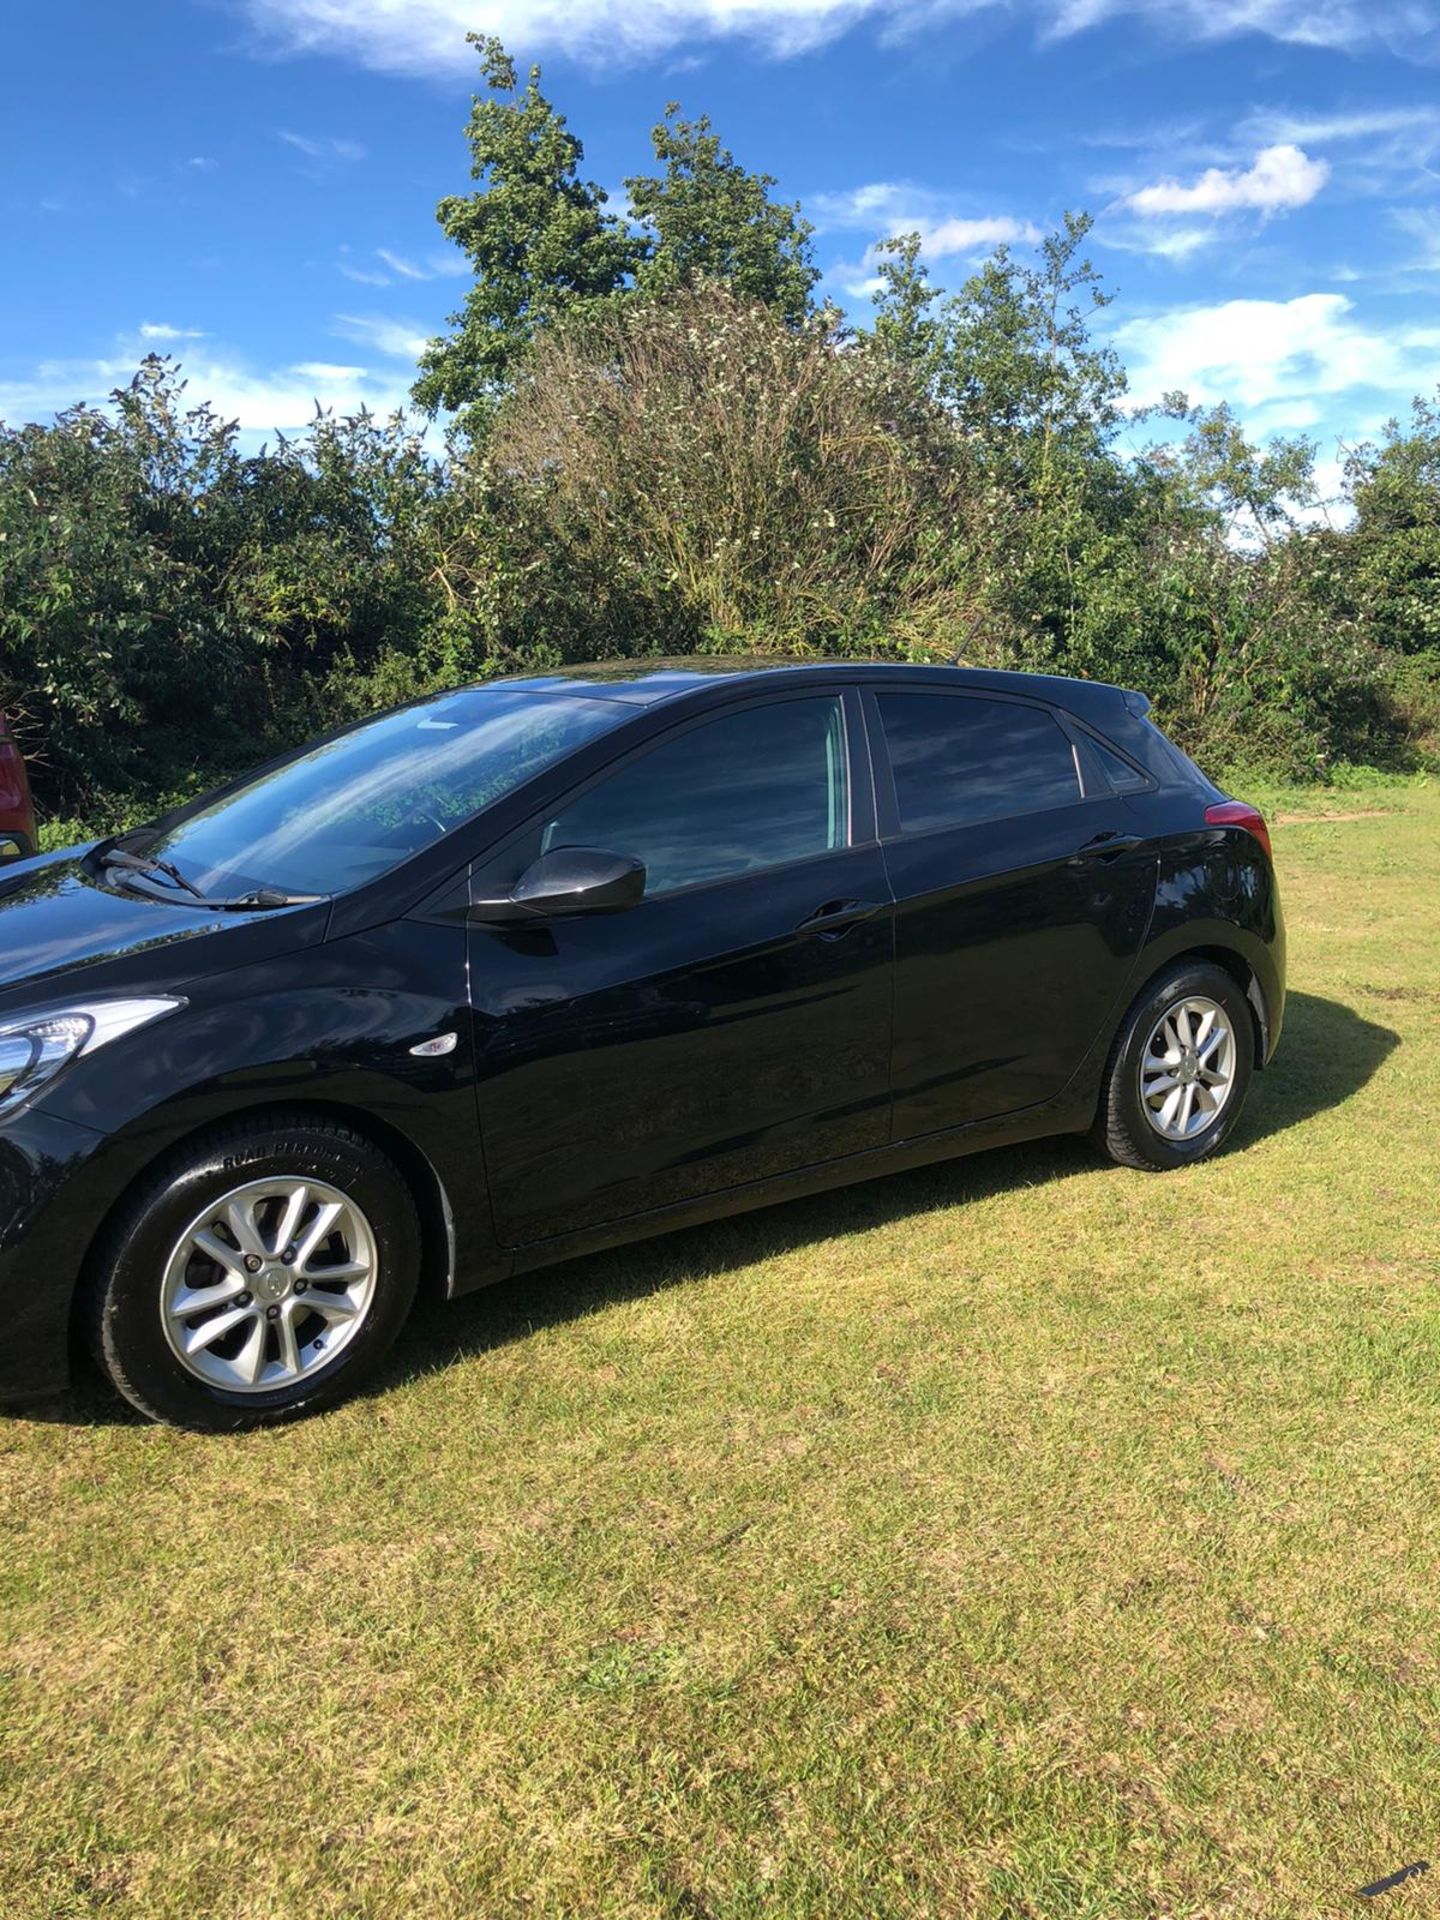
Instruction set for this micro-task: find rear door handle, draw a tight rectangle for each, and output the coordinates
[796,898,883,939]
[1070,830,1144,863]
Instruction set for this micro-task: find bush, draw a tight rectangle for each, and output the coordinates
[0,360,450,819]
[4,305,1440,843]
[482,288,995,662]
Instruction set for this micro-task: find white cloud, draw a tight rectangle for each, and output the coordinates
[278,130,366,162]
[237,0,1440,72]
[246,0,857,68]
[1104,225,1217,261]
[1127,144,1329,217]
[186,156,219,171]
[917,215,1043,256]
[0,330,415,440]
[332,313,434,359]
[839,272,887,299]
[1231,104,1440,205]
[1082,117,1213,152]
[813,184,914,225]
[814,185,1040,305]
[376,247,467,281]
[814,182,1040,257]
[1392,206,1440,267]
[139,322,210,341]
[377,248,429,281]
[1043,0,1437,49]
[1114,291,1440,430]
[336,247,468,288]
[1240,104,1440,146]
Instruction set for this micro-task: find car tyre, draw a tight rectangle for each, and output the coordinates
[83,1115,420,1430]
[1092,960,1256,1172]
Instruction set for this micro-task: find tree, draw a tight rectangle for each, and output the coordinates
[0,358,451,815]
[859,214,1131,674]
[416,45,824,432]
[1086,409,1394,778]
[1341,394,1440,656]
[934,212,1126,501]
[625,108,819,323]
[412,35,637,427]
[864,232,943,376]
[1164,400,1320,550]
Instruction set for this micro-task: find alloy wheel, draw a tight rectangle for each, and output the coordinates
[1138,995,1237,1142]
[160,1177,377,1393]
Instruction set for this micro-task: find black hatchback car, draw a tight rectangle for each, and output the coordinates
[0,662,1283,1429]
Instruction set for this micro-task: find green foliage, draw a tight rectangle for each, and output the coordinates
[866,233,944,375]
[5,44,1440,835]
[1048,416,1400,782]
[1338,394,1440,657]
[414,40,819,433]
[918,212,1127,499]
[411,35,637,427]
[484,290,986,661]
[625,107,819,323]
[857,213,1145,701]
[0,358,451,816]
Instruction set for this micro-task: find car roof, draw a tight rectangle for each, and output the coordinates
[483,658,1146,725]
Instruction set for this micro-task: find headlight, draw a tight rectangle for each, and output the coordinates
[0,998,185,1116]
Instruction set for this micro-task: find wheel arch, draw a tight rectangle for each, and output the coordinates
[1175,943,1271,1067]
[73,1098,457,1342]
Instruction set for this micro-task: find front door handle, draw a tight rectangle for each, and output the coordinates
[1070,830,1144,863]
[796,898,883,939]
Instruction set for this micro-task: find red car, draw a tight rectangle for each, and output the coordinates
[0,713,36,862]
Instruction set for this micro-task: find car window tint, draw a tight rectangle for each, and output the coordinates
[542,697,848,896]
[877,693,1079,834]
[148,688,631,898]
[1075,731,1149,796]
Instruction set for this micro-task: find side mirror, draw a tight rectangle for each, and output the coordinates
[470,846,646,924]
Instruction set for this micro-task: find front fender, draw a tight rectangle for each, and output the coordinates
[0,920,503,1402]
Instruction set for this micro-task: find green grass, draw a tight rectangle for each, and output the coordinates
[3,791,1439,1918]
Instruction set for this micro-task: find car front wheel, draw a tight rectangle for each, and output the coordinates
[84,1116,420,1430]
[1092,961,1256,1172]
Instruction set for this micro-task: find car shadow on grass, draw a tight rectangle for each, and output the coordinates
[1243,987,1399,1146]
[384,987,1399,1396]
[37,989,1397,1426]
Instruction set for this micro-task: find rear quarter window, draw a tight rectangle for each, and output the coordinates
[1074,730,1151,796]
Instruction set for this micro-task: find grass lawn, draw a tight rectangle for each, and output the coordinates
[2,785,1438,1919]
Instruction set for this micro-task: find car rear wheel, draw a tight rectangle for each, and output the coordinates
[1092,961,1256,1172]
[84,1117,420,1430]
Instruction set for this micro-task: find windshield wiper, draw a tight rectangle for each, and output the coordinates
[103,848,209,903]
[224,887,323,910]
[99,844,321,911]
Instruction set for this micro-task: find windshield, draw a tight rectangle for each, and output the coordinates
[142,687,631,898]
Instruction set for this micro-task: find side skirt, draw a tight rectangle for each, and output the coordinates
[448,1080,1098,1299]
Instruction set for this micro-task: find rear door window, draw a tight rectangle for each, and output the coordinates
[875,693,1080,835]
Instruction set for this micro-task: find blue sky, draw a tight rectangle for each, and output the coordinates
[6,0,1440,496]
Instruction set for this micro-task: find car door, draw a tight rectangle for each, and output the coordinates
[865,687,1158,1139]
[467,688,894,1248]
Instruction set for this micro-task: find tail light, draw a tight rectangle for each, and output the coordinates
[1204,799,1272,865]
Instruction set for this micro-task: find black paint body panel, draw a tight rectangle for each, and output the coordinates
[0,661,1286,1404]
[470,843,894,1244]
[881,800,1158,1137]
